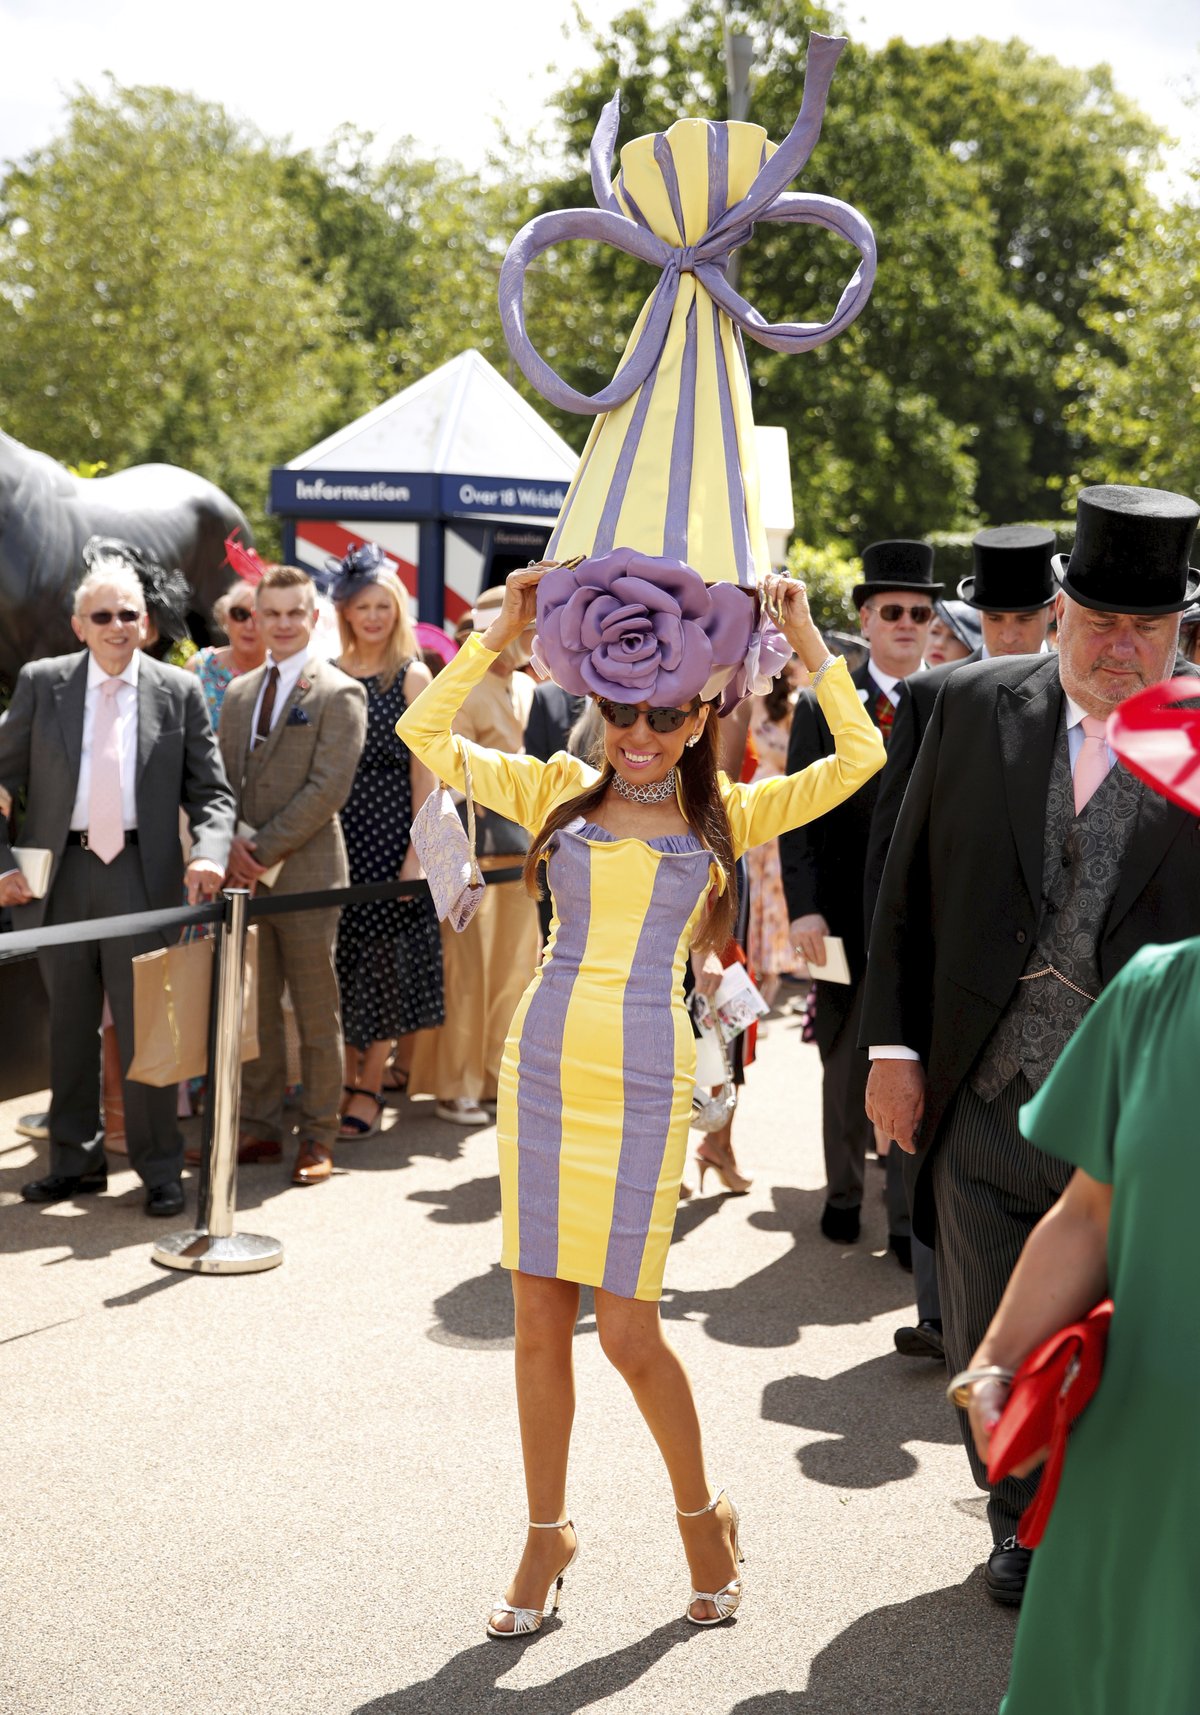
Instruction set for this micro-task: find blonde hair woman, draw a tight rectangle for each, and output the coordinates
[330,547,444,1137]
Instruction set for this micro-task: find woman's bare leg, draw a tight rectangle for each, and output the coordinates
[341,1039,392,1128]
[490,1271,580,1630]
[594,1289,738,1619]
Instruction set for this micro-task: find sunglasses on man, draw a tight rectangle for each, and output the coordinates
[84,609,142,627]
[872,602,934,624]
[596,696,701,735]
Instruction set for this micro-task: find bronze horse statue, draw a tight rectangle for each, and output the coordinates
[0,428,251,688]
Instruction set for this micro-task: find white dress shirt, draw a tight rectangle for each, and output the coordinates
[870,685,1115,1064]
[251,647,309,743]
[867,662,903,707]
[70,651,141,830]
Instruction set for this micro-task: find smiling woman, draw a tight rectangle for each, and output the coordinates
[397,556,884,1636]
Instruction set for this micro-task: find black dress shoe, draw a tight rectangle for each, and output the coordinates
[985,1536,1033,1606]
[820,1201,861,1243]
[145,1181,185,1218]
[893,1318,945,1359]
[888,1232,913,1271]
[21,1167,108,1205]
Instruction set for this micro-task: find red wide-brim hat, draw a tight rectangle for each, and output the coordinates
[1108,678,1200,816]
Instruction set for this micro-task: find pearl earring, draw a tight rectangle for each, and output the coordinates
[686,735,700,748]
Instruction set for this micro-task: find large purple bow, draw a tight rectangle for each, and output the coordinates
[499,33,876,417]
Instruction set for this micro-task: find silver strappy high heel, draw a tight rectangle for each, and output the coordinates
[676,1487,744,1626]
[485,1517,579,1640]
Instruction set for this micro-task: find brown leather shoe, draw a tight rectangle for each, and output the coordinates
[292,1140,333,1185]
[238,1137,283,1164]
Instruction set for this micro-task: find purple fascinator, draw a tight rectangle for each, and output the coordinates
[326,541,389,605]
[534,548,754,706]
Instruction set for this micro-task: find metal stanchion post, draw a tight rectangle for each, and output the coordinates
[152,888,283,1275]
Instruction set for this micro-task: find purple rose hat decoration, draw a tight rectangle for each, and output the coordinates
[534,548,754,705]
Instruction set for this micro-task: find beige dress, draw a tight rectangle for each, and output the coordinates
[408,665,541,1102]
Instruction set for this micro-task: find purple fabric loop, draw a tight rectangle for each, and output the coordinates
[498,32,876,417]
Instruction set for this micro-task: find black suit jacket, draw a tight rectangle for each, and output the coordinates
[859,652,1200,1241]
[781,661,887,1021]
[863,651,983,938]
[524,682,585,763]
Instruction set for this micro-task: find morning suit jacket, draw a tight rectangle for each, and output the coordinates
[217,656,367,894]
[780,660,887,1045]
[0,650,234,929]
[862,651,982,938]
[859,651,1200,1241]
[524,682,585,764]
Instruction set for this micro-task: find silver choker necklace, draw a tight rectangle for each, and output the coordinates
[611,767,678,805]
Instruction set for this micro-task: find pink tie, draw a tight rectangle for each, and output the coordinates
[87,678,125,862]
[1073,715,1110,815]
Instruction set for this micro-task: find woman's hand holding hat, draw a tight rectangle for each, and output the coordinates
[760,573,828,673]
[480,563,556,654]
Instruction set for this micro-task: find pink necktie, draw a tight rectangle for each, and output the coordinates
[87,678,125,863]
[1073,715,1110,815]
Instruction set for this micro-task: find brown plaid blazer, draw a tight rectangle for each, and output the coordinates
[218,656,366,895]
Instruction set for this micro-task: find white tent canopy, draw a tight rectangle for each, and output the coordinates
[285,348,578,488]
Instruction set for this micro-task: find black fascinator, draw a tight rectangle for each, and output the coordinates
[325,541,389,605]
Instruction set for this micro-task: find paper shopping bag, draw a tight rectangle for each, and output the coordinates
[126,928,259,1086]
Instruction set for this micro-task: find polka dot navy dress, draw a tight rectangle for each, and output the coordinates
[337,665,445,1049]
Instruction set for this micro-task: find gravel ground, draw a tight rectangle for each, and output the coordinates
[0,1000,1014,1715]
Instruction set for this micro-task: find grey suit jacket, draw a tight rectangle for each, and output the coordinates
[217,656,366,895]
[0,649,236,929]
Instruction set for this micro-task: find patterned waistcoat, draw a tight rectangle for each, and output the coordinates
[970,720,1143,1101]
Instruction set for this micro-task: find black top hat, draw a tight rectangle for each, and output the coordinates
[1053,485,1200,615]
[852,539,943,607]
[958,525,1056,612]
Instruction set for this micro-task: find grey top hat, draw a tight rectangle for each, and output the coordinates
[933,599,983,654]
[958,525,1056,613]
[1053,485,1200,615]
[852,539,943,607]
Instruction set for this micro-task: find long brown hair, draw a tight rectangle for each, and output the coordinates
[522,705,737,956]
[335,571,419,692]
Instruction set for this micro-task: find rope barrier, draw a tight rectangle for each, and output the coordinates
[0,868,525,959]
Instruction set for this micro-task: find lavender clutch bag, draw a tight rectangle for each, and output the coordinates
[411,740,485,933]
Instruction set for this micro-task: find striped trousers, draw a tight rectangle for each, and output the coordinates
[932,1072,1073,1543]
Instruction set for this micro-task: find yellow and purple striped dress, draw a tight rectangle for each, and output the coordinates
[398,634,883,1301]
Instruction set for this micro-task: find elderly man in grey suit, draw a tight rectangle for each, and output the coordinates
[0,542,235,1215]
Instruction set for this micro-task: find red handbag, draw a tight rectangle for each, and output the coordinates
[986,1299,1113,1547]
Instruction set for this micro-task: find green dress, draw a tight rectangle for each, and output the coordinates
[1001,940,1200,1714]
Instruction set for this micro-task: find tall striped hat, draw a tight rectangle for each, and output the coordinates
[500,32,875,598]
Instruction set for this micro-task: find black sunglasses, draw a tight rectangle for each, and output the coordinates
[227,606,254,624]
[85,609,141,626]
[596,696,701,735]
[873,602,933,624]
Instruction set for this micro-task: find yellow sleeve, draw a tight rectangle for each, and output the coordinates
[396,634,599,830]
[720,655,885,858]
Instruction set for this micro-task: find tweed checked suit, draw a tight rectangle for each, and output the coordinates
[219,657,366,1149]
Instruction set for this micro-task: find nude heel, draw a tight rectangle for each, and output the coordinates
[486,1517,579,1640]
[677,1487,744,1626]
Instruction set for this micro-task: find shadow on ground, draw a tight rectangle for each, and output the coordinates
[761,1350,958,1489]
[421,1184,916,1355]
[353,1618,697,1714]
[729,1571,1014,1715]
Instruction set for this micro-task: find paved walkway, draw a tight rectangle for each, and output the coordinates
[0,1001,1014,1714]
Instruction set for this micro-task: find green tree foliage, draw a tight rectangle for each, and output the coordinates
[521,3,1166,544]
[1059,190,1200,501]
[0,82,358,545]
[785,538,861,632]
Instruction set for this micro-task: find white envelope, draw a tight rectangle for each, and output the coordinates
[806,935,852,984]
[236,820,285,889]
[13,847,53,899]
